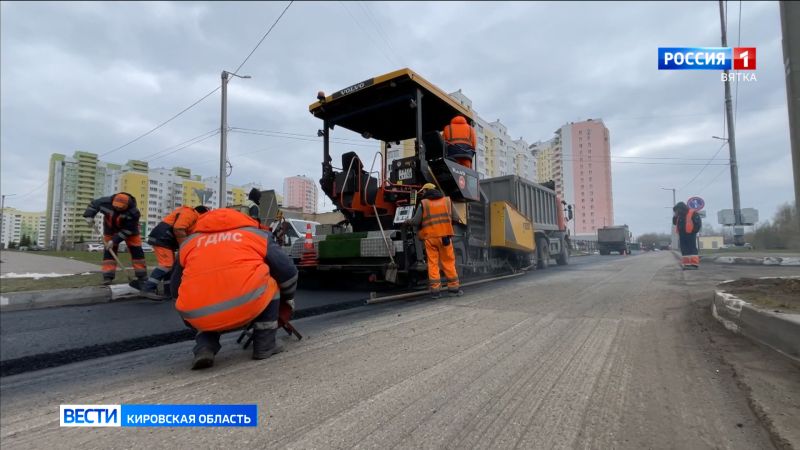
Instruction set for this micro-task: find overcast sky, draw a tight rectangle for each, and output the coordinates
[0,1,794,235]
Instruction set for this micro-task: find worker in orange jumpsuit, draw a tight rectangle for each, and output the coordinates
[139,205,209,299]
[172,208,298,370]
[443,115,477,169]
[672,201,702,270]
[83,192,147,285]
[406,183,463,298]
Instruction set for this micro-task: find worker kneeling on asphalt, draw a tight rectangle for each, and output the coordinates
[406,183,463,299]
[171,208,298,370]
[140,205,209,299]
[83,192,147,285]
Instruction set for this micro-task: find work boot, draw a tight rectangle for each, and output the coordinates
[430,291,441,299]
[448,289,464,297]
[137,280,167,301]
[252,329,284,360]
[191,348,216,370]
[102,278,114,286]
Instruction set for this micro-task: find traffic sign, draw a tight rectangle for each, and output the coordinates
[687,196,705,211]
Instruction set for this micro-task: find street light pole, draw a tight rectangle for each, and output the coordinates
[719,0,744,245]
[660,187,676,206]
[219,70,251,208]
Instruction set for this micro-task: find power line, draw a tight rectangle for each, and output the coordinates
[339,1,397,67]
[12,180,49,200]
[358,1,403,66]
[230,126,370,143]
[698,165,729,192]
[99,1,293,160]
[148,130,221,162]
[141,128,219,161]
[229,129,379,148]
[679,141,729,190]
[99,87,220,157]
[232,1,294,75]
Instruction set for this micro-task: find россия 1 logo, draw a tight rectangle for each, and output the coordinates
[658,47,756,82]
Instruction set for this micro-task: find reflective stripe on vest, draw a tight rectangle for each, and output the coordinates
[179,285,266,320]
[444,124,475,147]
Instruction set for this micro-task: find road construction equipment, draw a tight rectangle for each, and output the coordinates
[306,69,572,285]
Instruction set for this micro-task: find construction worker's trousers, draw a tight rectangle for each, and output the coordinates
[143,245,175,292]
[193,298,279,355]
[678,232,700,268]
[102,234,147,282]
[424,237,460,294]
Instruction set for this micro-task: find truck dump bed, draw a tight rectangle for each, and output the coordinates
[597,227,629,243]
[479,175,560,232]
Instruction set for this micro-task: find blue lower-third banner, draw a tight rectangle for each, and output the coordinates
[60,404,258,427]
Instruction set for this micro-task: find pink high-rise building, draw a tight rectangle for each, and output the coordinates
[563,119,613,237]
[549,119,613,238]
[283,175,318,214]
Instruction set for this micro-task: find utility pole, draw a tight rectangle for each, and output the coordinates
[219,70,251,208]
[661,187,676,206]
[780,1,800,227]
[56,160,67,251]
[719,0,745,245]
[219,71,229,209]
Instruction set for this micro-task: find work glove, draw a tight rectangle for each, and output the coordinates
[104,240,115,250]
[84,217,94,227]
[278,298,295,326]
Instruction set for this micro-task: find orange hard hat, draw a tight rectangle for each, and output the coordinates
[112,193,130,211]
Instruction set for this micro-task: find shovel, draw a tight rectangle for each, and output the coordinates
[372,205,398,283]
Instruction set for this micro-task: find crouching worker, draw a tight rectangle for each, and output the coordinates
[171,208,298,370]
[140,205,209,299]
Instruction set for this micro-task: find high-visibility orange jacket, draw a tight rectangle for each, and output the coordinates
[418,196,455,240]
[443,116,476,149]
[175,209,297,332]
[148,206,201,248]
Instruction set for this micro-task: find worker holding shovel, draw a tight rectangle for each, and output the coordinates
[83,192,147,286]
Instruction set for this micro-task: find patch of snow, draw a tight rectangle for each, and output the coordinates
[0,272,73,280]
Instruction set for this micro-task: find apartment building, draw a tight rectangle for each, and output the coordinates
[1,208,46,249]
[46,151,261,248]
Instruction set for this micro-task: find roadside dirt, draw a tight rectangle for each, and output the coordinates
[721,278,800,313]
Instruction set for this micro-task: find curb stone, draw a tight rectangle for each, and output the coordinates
[710,256,800,266]
[0,284,143,312]
[711,284,800,363]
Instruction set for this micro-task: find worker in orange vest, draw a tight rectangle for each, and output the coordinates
[672,201,702,270]
[139,205,209,299]
[172,208,298,370]
[442,115,476,169]
[83,192,147,285]
[406,183,463,298]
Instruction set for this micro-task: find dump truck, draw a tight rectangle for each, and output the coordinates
[597,225,631,255]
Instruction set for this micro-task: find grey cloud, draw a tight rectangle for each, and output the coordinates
[0,1,793,235]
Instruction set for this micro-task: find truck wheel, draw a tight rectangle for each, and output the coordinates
[536,237,550,270]
[556,239,569,266]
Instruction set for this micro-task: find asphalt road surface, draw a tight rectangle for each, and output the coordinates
[0,254,612,365]
[3,251,794,449]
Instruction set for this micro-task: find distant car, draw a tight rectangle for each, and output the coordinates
[87,243,104,252]
[117,241,154,253]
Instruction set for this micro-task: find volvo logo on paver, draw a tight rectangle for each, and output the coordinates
[332,78,374,99]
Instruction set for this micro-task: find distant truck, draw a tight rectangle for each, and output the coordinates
[597,225,631,255]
